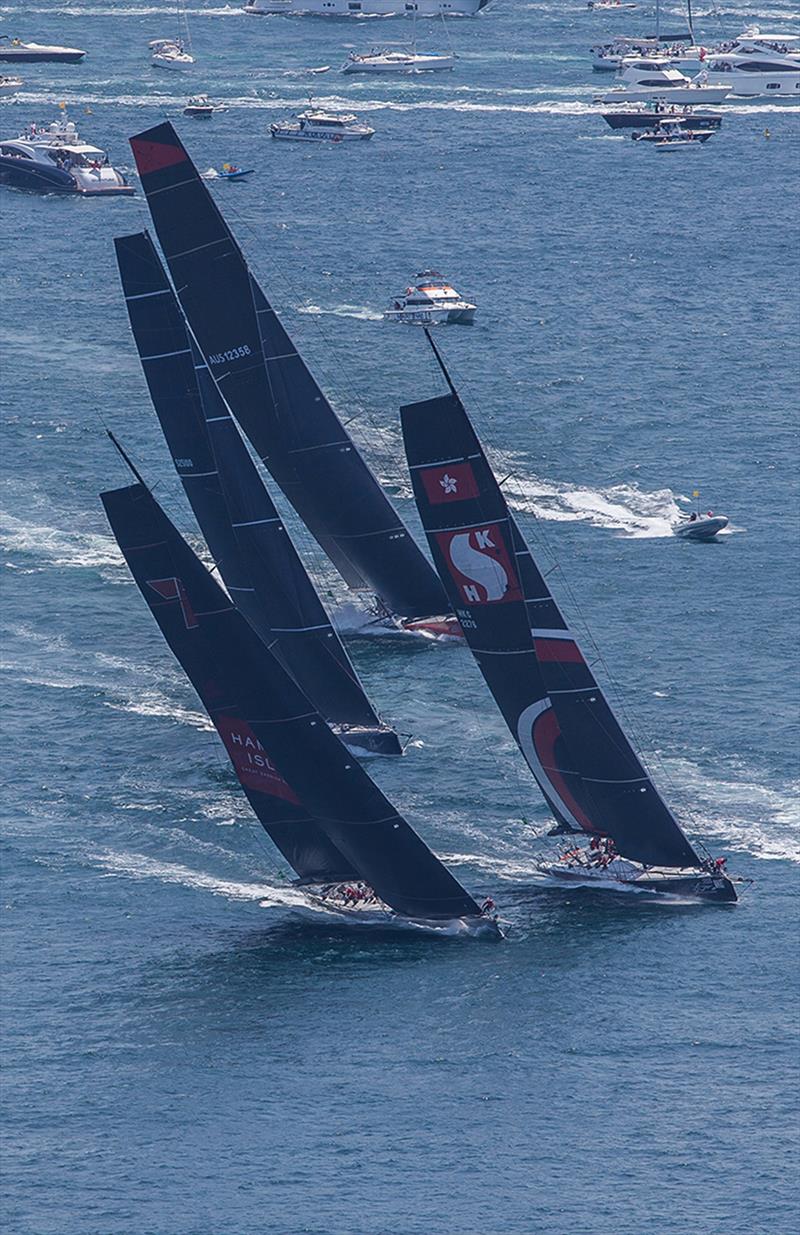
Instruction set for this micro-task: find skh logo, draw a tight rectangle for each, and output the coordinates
[436,524,522,606]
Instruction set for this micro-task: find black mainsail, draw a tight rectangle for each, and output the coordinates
[101,481,483,922]
[114,231,400,756]
[400,353,702,871]
[128,122,449,623]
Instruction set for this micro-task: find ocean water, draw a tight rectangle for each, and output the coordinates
[1,2,799,1233]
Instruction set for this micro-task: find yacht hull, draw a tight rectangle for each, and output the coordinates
[603,108,723,130]
[598,85,731,105]
[384,306,476,324]
[246,0,485,13]
[0,47,85,64]
[293,887,502,935]
[342,56,455,74]
[0,157,134,195]
[537,861,738,902]
[704,70,800,95]
[673,515,728,540]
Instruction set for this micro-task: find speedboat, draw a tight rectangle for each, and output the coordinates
[0,75,23,95]
[342,46,456,74]
[0,37,86,63]
[245,0,488,14]
[270,109,375,142]
[672,511,729,540]
[0,118,134,196]
[384,271,476,325]
[150,39,194,70]
[183,94,220,118]
[632,119,714,144]
[602,101,723,131]
[587,1,638,10]
[703,29,800,96]
[596,59,731,105]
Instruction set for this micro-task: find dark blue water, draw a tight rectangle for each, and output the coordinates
[1,3,799,1232]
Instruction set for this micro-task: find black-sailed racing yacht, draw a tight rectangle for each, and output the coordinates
[101,478,498,935]
[400,336,740,903]
[128,122,455,639]
[114,232,399,757]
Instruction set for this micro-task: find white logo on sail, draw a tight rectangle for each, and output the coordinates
[440,473,458,495]
[448,529,508,602]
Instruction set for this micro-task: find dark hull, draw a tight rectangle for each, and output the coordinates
[603,110,723,131]
[0,50,85,63]
[0,158,134,196]
[538,862,739,902]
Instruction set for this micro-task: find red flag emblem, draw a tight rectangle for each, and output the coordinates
[420,461,480,505]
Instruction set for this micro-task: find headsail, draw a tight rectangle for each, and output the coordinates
[128,121,449,622]
[400,352,701,870]
[114,231,400,755]
[101,481,482,921]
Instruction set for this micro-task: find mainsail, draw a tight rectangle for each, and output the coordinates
[114,231,400,755]
[101,481,482,921]
[128,121,449,622]
[400,353,701,871]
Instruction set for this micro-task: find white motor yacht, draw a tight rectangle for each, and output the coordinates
[0,37,86,63]
[384,271,476,325]
[596,59,731,104]
[0,118,134,195]
[587,1,638,10]
[0,75,23,95]
[270,109,375,142]
[245,0,487,13]
[342,47,456,74]
[150,39,194,70]
[703,29,799,95]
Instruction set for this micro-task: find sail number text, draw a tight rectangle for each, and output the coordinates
[208,344,252,365]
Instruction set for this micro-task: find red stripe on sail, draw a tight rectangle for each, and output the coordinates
[533,706,596,834]
[216,716,301,804]
[534,638,585,664]
[130,137,188,175]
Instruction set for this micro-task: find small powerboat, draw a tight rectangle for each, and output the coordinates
[0,75,23,95]
[587,2,638,11]
[0,117,134,196]
[384,271,476,325]
[342,46,456,74]
[0,37,86,64]
[150,39,194,70]
[270,109,374,142]
[183,94,220,118]
[632,119,714,144]
[201,163,254,181]
[672,511,729,540]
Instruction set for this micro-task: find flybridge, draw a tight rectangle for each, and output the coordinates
[128,121,452,632]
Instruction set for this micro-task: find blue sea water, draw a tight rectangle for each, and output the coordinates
[1,2,799,1232]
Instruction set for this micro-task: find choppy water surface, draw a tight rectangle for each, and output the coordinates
[1,2,798,1233]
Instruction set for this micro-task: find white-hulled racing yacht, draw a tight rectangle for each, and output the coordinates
[245,0,488,14]
[0,118,134,195]
[342,46,456,74]
[596,58,731,104]
[385,271,476,324]
[150,39,194,70]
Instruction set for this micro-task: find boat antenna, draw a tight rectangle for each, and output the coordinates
[423,327,459,400]
[106,428,147,487]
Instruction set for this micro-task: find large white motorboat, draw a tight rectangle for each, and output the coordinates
[0,75,23,95]
[271,109,375,141]
[245,0,488,14]
[703,29,799,96]
[0,37,86,63]
[384,271,476,325]
[342,46,456,74]
[150,39,194,70]
[0,117,134,195]
[596,59,731,104]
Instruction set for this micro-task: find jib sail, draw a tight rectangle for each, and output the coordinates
[400,355,701,870]
[102,482,482,920]
[128,122,448,622]
[114,231,399,756]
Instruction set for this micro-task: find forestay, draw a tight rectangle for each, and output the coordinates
[128,122,449,622]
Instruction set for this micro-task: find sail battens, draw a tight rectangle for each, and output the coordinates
[230,517,281,529]
[270,624,333,634]
[409,453,481,470]
[125,288,170,302]
[182,469,218,478]
[130,122,450,622]
[401,381,702,871]
[142,348,192,361]
[204,415,230,424]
